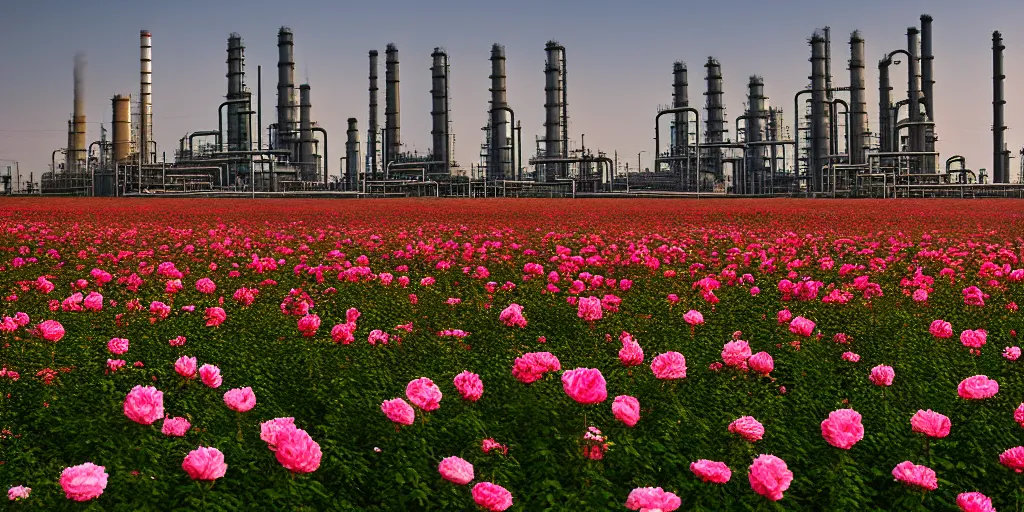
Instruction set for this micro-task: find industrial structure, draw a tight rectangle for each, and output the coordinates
[32,14,1024,198]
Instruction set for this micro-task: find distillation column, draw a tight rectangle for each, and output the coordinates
[878,59,891,154]
[277,27,296,160]
[907,27,925,169]
[112,95,131,165]
[809,32,831,193]
[672,61,689,183]
[849,31,869,166]
[346,118,360,190]
[299,84,314,181]
[704,57,726,183]
[746,75,767,194]
[227,34,250,153]
[70,52,87,171]
[489,44,511,181]
[368,50,379,179]
[541,41,567,182]
[385,43,401,166]
[993,31,1008,183]
[430,48,451,176]
[140,31,153,164]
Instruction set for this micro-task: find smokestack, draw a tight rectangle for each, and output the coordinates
[385,43,401,166]
[112,95,131,164]
[70,52,87,170]
[907,27,925,166]
[704,57,726,144]
[277,27,296,158]
[368,50,379,179]
[299,84,314,181]
[227,34,250,153]
[489,44,510,181]
[672,62,689,155]
[542,41,567,182]
[878,59,892,153]
[346,118,360,190]
[430,48,450,176]
[809,32,831,193]
[140,30,152,164]
[993,31,1007,183]
[849,31,869,166]
[920,15,935,121]
[745,75,767,194]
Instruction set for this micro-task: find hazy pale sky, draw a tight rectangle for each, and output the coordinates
[1,0,1022,182]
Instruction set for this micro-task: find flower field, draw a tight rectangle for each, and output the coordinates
[3,197,1024,510]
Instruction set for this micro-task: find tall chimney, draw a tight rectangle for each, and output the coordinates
[112,95,131,164]
[385,43,401,166]
[993,31,1007,183]
[745,75,767,194]
[488,43,510,181]
[140,31,152,164]
[907,27,924,167]
[70,52,87,170]
[542,41,567,182]
[878,59,892,153]
[704,57,726,144]
[299,84,314,181]
[227,33,250,153]
[277,27,296,159]
[672,62,689,154]
[920,15,935,121]
[809,32,831,193]
[848,31,869,166]
[346,118,360,190]
[430,48,450,176]
[368,50,379,179]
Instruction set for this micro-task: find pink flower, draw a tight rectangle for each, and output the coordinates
[957,492,996,512]
[577,296,603,321]
[168,335,186,347]
[35,320,65,342]
[958,375,999,400]
[182,447,227,481]
[107,338,129,355]
[1002,446,1024,473]
[911,409,951,438]
[175,356,197,379]
[842,351,860,363]
[223,387,256,412]
[750,286,761,295]
[651,352,687,379]
[123,385,164,425]
[297,314,321,337]
[274,425,322,473]
[1016,403,1024,428]
[381,398,415,425]
[438,456,474,485]
[83,291,103,311]
[721,340,752,369]
[199,364,222,388]
[511,352,561,384]
[748,454,793,501]
[106,359,126,372]
[892,461,938,490]
[498,303,527,328]
[690,460,732,484]
[960,329,987,349]
[789,316,814,337]
[612,395,640,427]
[777,309,793,323]
[929,319,950,339]
[749,352,774,375]
[195,277,217,294]
[260,417,296,450]
[683,309,704,326]
[561,368,607,405]
[472,482,513,511]
[406,377,443,411]
[619,336,644,366]
[821,409,864,450]
[59,462,107,501]
[729,416,765,442]
[204,307,226,327]
[1004,346,1021,361]
[7,485,31,501]
[624,486,682,511]
[453,371,484,402]
[869,365,895,387]
[912,288,928,302]
[162,416,191,437]
[481,438,508,455]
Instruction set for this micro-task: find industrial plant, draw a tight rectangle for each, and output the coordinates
[15,14,1024,198]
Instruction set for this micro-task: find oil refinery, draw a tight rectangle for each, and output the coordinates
[13,14,1024,198]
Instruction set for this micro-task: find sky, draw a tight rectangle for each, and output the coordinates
[1,0,1023,184]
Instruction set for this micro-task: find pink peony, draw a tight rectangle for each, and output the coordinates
[274,425,322,473]
[182,446,227,481]
[619,337,644,366]
[958,375,999,400]
[1004,346,1021,361]
[381,398,416,426]
[259,417,296,450]
[438,456,474,485]
[957,492,995,512]
[869,365,895,387]
[561,368,607,405]
[481,438,508,455]
[107,337,129,355]
[929,319,953,338]
[842,351,860,363]
[960,329,987,349]
[1000,446,1024,472]
[498,303,527,328]
[820,409,864,450]
[912,288,928,302]
[162,416,191,437]
[511,352,561,384]
[789,316,815,337]
[223,387,257,412]
[297,314,321,337]
[910,409,951,438]
[683,309,704,326]
[59,462,107,501]
[195,277,216,294]
[406,377,443,411]
[749,352,774,375]
[690,460,732,484]
[204,307,226,327]
[8,485,31,501]
[123,385,164,425]
[721,340,752,368]
[748,454,793,501]
[777,309,793,323]
[36,320,65,342]
[729,416,765,442]
[624,486,682,511]
[892,461,938,490]
[577,296,603,321]
[199,364,222,388]
[83,292,103,311]
[175,356,197,379]
[1016,403,1024,428]
[612,395,640,427]
[651,352,687,379]
[453,371,484,402]
[472,482,513,511]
